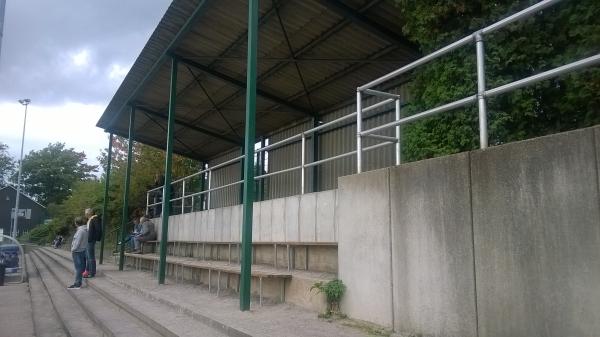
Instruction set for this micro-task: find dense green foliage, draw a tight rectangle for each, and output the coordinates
[0,143,14,185]
[93,137,199,244]
[19,142,97,205]
[311,279,346,314]
[15,137,199,245]
[394,0,600,161]
[21,223,51,245]
[43,180,105,241]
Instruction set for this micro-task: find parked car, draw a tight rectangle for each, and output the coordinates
[0,244,21,274]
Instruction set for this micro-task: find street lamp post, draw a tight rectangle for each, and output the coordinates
[12,98,30,238]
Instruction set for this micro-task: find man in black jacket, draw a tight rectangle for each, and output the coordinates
[83,208,101,278]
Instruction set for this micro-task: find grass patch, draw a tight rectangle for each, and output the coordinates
[340,318,393,337]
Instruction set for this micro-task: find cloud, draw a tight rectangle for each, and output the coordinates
[0,0,171,168]
[0,0,171,105]
[71,49,91,67]
[108,63,130,81]
[0,101,107,168]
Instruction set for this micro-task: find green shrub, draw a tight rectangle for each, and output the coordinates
[311,279,346,315]
[27,224,51,245]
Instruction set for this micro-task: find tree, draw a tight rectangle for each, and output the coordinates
[394,0,600,161]
[19,142,97,205]
[0,143,14,186]
[96,136,200,238]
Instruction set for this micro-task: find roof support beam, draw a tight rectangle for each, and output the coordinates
[141,110,201,155]
[179,0,407,123]
[106,0,211,129]
[174,1,288,101]
[319,0,418,52]
[172,54,315,117]
[284,45,399,103]
[136,106,243,146]
[109,128,203,161]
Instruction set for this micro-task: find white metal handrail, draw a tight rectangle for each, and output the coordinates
[145,95,400,214]
[147,0,599,214]
[355,0,600,173]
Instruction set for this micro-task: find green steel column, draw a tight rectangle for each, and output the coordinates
[158,57,178,285]
[312,118,319,193]
[118,107,135,271]
[240,0,258,311]
[99,133,113,265]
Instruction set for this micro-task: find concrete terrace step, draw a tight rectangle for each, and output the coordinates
[124,252,293,278]
[25,254,68,337]
[0,283,35,337]
[40,247,369,337]
[36,247,228,337]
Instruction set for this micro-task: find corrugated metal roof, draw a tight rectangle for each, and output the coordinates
[97,0,419,161]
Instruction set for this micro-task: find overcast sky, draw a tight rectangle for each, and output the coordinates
[0,0,171,169]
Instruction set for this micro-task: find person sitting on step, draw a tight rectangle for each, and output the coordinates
[119,217,142,251]
[132,216,157,254]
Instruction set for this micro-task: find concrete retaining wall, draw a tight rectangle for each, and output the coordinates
[337,126,600,336]
[160,190,338,243]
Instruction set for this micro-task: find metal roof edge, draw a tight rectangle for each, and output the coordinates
[97,0,211,130]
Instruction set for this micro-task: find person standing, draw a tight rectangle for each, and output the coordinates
[68,217,88,289]
[83,208,102,278]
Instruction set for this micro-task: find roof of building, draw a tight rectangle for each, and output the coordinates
[96,0,419,161]
[0,185,46,209]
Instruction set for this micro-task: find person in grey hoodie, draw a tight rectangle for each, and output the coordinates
[69,217,88,289]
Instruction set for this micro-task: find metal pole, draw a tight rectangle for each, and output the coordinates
[158,57,178,285]
[311,119,319,193]
[12,99,29,238]
[182,180,186,214]
[99,133,113,265]
[118,106,135,271]
[258,139,266,201]
[207,170,212,210]
[395,99,401,165]
[239,145,245,204]
[240,0,258,312]
[356,91,363,173]
[200,162,206,210]
[300,134,306,194]
[475,32,488,149]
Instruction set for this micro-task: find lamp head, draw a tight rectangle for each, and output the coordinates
[18,99,31,105]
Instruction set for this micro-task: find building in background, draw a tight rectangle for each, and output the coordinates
[0,186,47,237]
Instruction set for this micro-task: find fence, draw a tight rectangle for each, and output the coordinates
[148,0,600,213]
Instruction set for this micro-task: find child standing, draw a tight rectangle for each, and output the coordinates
[68,217,88,289]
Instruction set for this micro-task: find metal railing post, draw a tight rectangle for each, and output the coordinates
[395,99,401,165]
[475,32,488,149]
[258,139,266,201]
[207,170,212,210]
[199,162,206,211]
[145,191,150,216]
[301,134,306,194]
[182,180,186,214]
[356,90,363,173]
